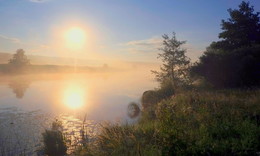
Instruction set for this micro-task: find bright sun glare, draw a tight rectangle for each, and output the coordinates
[64,85,85,109]
[65,27,86,49]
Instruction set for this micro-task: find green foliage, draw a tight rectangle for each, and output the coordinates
[154,90,260,155]
[192,42,260,88]
[192,1,260,88]
[77,89,260,155]
[42,120,67,156]
[152,32,191,88]
[75,122,162,156]
[141,80,175,120]
[217,1,260,50]
[157,80,175,99]
[93,123,161,156]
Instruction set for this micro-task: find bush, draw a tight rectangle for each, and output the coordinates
[42,120,67,156]
[141,80,175,120]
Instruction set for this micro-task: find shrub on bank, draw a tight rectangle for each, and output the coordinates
[42,120,67,156]
[141,80,175,121]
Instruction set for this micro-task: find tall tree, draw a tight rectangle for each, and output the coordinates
[9,49,30,67]
[213,1,260,50]
[192,1,260,88]
[152,32,190,88]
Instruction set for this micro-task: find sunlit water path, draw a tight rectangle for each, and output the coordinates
[0,70,156,155]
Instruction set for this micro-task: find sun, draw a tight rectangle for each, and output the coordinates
[63,85,85,109]
[65,27,86,49]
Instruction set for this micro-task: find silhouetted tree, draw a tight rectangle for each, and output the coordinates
[213,1,260,50]
[152,32,190,88]
[192,1,260,88]
[9,49,30,67]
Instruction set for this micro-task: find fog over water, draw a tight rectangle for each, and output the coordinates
[0,68,157,155]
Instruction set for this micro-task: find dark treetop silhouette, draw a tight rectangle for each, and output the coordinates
[192,1,260,88]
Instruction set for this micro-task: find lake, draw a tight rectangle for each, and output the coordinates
[0,69,156,155]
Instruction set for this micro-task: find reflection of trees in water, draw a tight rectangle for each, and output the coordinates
[127,102,141,119]
[8,79,30,99]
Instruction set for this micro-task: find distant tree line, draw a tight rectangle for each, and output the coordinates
[155,1,260,89]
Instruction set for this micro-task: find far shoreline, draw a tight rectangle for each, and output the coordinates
[0,64,118,75]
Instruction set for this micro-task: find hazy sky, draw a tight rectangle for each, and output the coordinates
[0,0,259,62]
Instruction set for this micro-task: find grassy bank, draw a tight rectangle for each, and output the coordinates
[75,89,260,156]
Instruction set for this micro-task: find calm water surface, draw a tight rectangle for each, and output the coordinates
[0,70,156,155]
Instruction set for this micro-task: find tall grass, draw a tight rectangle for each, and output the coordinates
[77,89,260,155]
[42,120,67,156]
[154,90,260,155]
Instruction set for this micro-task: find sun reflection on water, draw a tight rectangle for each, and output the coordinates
[63,85,86,109]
